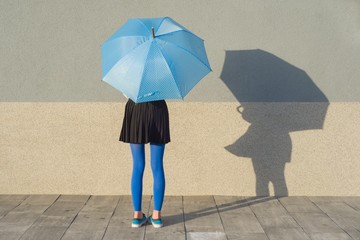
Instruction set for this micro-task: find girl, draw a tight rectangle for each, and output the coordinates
[119,96,170,228]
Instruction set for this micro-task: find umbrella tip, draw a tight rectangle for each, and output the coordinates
[152,27,155,38]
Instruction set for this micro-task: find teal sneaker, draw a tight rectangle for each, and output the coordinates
[148,215,163,228]
[131,213,148,228]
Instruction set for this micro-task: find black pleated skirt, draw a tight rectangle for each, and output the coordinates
[119,98,171,144]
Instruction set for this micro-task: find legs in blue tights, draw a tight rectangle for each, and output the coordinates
[130,143,145,211]
[150,143,166,211]
[130,143,166,212]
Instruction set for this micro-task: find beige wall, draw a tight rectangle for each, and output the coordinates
[1,102,359,196]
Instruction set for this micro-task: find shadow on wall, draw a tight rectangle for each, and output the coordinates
[220,49,329,196]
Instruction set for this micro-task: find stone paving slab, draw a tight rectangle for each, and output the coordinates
[0,195,359,240]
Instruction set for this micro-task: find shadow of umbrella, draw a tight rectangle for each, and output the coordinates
[220,49,329,196]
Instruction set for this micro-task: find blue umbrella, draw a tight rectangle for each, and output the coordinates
[101,17,212,103]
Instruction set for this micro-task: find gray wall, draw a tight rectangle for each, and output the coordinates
[1,0,359,102]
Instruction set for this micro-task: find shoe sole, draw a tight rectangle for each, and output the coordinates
[151,223,163,228]
[149,217,163,228]
[131,219,148,228]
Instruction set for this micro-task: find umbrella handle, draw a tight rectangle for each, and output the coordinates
[152,27,155,38]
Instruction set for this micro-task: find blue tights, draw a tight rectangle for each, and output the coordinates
[130,143,165,212]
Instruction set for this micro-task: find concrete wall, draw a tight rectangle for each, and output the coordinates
[1,0,359,196]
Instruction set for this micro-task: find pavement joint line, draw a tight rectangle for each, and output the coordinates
[59,194,91,240]
[101,195,121,240]
[307,197,355,240]
[212,195,229,240]
[277,196,312,240]
[19,194,62,240]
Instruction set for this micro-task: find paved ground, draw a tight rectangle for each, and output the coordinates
[0,195,359,240]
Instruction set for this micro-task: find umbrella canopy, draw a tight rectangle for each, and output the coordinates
[101,17,212,103]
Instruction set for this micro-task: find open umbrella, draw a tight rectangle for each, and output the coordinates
[101,17,212,103]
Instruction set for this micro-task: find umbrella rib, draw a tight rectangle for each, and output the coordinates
[155,17,204,40]
[156,28,205,41]
[136,18,152,35]
[103,38,152,81]
[155,17,167,34]
[156,42,183,99]
[136,41,155,100]
[158,38,212,72]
